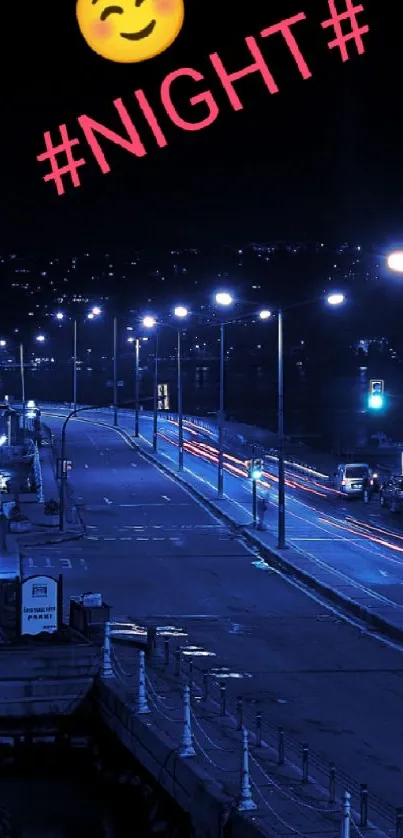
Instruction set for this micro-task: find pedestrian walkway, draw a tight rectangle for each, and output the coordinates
[103,623,392,838]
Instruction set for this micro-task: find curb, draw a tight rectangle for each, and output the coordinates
[112,426,403,647]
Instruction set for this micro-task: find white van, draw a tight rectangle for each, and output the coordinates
[335,463,371,498]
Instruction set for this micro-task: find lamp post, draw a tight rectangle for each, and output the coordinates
[134,337,140,437]
[55,308,100,414]
[215,292,234,497]
[127,335,142,436]
[113,315,118,427]
[275,292,345,549]
[19,342,26,432]
[142,317,158,451]
[173,306,188,472]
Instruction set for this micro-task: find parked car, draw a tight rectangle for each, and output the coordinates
[335,463,372,499]
[379,475,403,512]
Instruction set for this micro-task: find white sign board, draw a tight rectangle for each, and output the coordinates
[21,575,58,635]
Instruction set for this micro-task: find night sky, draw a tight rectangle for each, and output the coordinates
[2,0,400,253]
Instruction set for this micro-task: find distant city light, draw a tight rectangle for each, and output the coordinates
[91,306,101,316]
[387,251,403,273]
[215,292,233,306]
[127,337,135,343]
[55,312,64,320]
[259,310,271,320]
[35,335,45,342]
[0,340,6,347]
[327,293,345,306]
[143,316,156,328]
[174,306,188,318]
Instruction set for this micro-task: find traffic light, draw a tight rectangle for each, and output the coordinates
[368,379,385,410]
[247,458,264,480]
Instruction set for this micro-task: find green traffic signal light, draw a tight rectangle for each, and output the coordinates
[368,393,384,410]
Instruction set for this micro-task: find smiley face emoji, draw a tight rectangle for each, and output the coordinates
[76,0,184,63]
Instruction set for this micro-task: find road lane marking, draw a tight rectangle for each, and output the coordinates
[80,559,88,570]
[84,464,89,469]
[103,497,113,505]
[152,537,164,541]
[60,559,72,568]
[45,558,52,567]
[27,558,34,567]
[119,537,132,541]
[136,537,148,541]
[104,537,116,541]
[162,495,170,501]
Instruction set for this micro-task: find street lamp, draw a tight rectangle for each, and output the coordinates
[276,292,345,549]
[0,340,6,347]
[128,335,142,438]
[35,334,46,343]
[387,251,403,273]
[54,309,100,415]
[259,310,272,320]
[143,316,158,451]
[214,290,234,497]
[173,306,189,471]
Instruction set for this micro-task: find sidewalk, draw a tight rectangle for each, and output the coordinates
[106,626,391,838]
[17,441,83,548]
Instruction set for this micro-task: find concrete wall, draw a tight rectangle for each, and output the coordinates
[0,641,100,718]
[96,678,268,838]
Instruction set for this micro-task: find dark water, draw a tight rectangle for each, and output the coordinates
[0,724,189,838]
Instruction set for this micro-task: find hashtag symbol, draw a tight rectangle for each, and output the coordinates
[321,0,369,62]
[36,124,86,196]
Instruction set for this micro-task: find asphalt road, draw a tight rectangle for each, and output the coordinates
[25,413,403,818]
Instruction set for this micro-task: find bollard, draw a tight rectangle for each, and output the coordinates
[236,698,243,731]
[101,621,114,679]
[341,791,351,838]
[202,672,209,702]
[329,763,336,805]
[360,784,368,828]
[179,685,196,758]
[256,710,262,748]
[236,729,257,811]
[164,639,169,667]
[396,808,403,838]
[301,744,309,783]
[136,650,150,714]
[220,684,226,716]
[175,648,181,677]
[278,727,284,765]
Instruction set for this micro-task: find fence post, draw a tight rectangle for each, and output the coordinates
[175,648,181,677]
[329,763,336,804]
[302,744,309,783]
[101,621,114,679]
[236,699,243,731]
[278,727,284,765]
[188,656,193,686]
[147,626,156,655]
[179,685,196,758]
[220,684,226,716]
[256,710,262,748]
[360,784,368,828]
[236,729,257,812]
[164,639,169,667]
[202,672,208,702]
[396,808,403,838]
[136,650,150,714]
[341,791,351,838]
